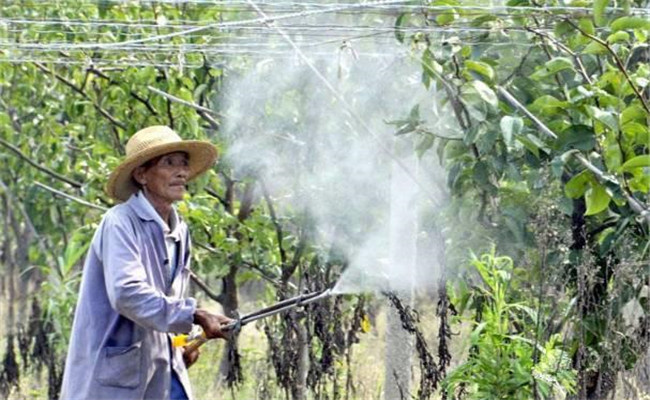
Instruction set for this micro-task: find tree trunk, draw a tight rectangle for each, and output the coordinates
[218,263,241,386]
[0,194,20,396]
[291,319,309,400]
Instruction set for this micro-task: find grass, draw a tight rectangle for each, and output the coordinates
[189,303,389,400]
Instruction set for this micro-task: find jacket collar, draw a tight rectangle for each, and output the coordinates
[126,191,183,242]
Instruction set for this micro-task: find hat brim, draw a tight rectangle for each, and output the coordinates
[106,141,218,202]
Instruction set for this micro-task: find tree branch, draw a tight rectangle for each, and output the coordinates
[525,27,593,85]
[33,62,128,130]
[0,138,83,188]
[188,269,223,303]
[194,241,291,289]
[567,19,650,114]
[501,44,536,86]
[147,86,221,120]
[259,178,287,266]
[497,86,650,224]
[422,130,463,141]
[204,187,231,212]
[87,67,159,116]
[34,181,107,211]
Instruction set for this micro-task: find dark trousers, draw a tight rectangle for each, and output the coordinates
[170,371,188,400]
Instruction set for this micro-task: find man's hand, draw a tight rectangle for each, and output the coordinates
[193,309,233,340]
[182,346,201,368]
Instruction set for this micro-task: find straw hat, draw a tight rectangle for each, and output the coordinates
[106,125,218,202]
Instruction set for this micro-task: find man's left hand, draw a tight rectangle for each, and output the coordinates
[182,346,201,368]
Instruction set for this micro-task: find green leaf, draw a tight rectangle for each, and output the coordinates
[473,160,493,191]
[500,116,523,145]
[531,95,567,115]
[465,60,495,81]
[622,122,648,137]
[394,13,407,43]
[551,157,565,178]
[584,183,611,215]
[635,28,648,42]
[583,41,609,55]
[515,134,550,158]
[565,170,591,198]
[593,0,610,26]
[555,125,596,152]
[421,48,439,88]
[604,140,622,171]
[620,105,646,125]
[621,155,650,171]
[472,81,498,107]
[416,134,435,158]
[436,10,457,26]
[530,57,574,80]
[578,18,596,35]
[471,322,487,344]
[546,57,575,73]
[589,106,619,131]
[610,16,650,32]
[607,31,630,43]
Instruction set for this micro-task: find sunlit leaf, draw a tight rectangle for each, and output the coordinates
[593,0,610,26]
[500,116,523,145]
[584,183,611,215]
[565,170,591,199]
[465,60,495,81]
[611,16,650,32]
[621,155,650,171]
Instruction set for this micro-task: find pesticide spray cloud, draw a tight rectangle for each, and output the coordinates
[219,11,451,295]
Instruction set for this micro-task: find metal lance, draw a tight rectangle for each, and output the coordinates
[173,289,333,351]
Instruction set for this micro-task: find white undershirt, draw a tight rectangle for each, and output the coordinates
[136,191,181,275]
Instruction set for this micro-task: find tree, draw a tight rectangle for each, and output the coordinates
[395,0,649,397]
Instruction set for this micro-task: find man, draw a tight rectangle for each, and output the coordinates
[60,126,231,400]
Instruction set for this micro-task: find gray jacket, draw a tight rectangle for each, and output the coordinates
[60,193,196,400]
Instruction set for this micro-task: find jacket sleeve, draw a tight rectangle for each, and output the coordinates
[100,211,196,334]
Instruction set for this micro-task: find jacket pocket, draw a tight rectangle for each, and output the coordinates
[96,341,142,388]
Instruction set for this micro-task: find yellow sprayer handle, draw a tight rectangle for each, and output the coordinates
[172,327,206,348]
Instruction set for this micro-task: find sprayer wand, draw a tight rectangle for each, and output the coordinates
[173,289,332,351]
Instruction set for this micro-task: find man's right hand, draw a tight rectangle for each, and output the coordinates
[193,309,233,340]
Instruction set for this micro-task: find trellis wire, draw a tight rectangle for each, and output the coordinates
[4,0,649,13]
[1,0,642,67]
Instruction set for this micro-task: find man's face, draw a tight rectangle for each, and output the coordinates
[133,152,189,204]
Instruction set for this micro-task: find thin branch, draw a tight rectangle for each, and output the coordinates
[243,261,295,289]
[525,27,593,85]
[87,67,159,116]
[34,181,107,211]
[422,130,463,141]
[497,87,559,140]
[497,86,650,225]
[259,178,287,266]
[0,138,83,188]
[532,16,567,94]
[204,187,231,212]
[196,109,220,130]
[188,269,223,303]
[33,62,128,130]
[194,241,291,289]
[501,44,536,85]
[166,96,175,129]
[567,19,650,114]
[147,86,221,119]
